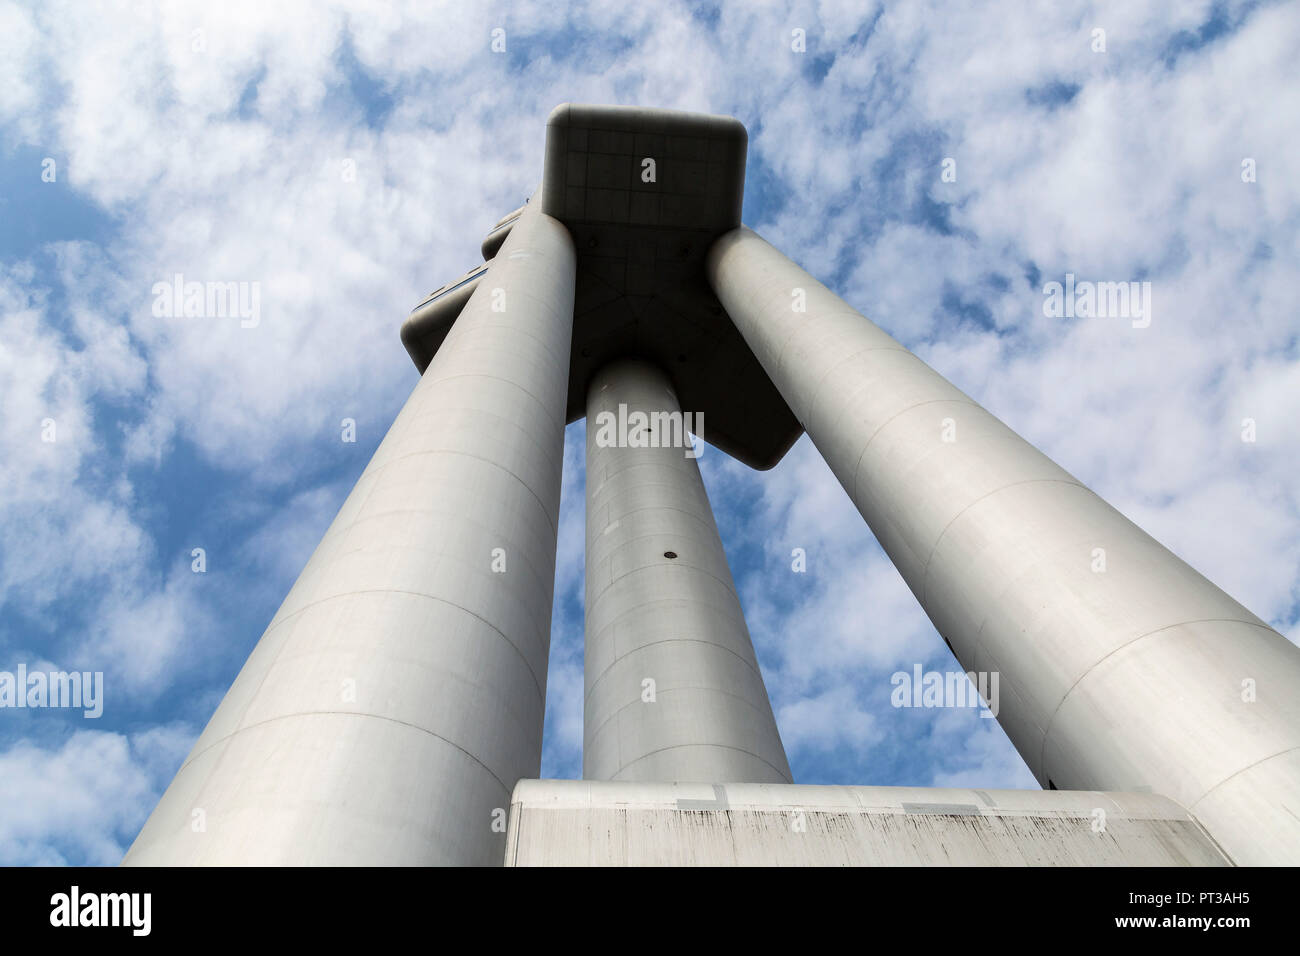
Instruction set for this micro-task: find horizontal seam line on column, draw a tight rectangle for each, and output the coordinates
[610,743,792,784]
[365,448,559,537]
[785,338,909,424]
[406,371,567,434]
[589,561,742,618]
[404,392,567,443]
[782,341,912,423]
[586,684,783,756]
[763,311,867,388]
[590,459,707,479]
[583,638,768,705]
[954,480,1140,681]
[1186,744,1300,814]
[847,396,982,505]
[586,591,746,635]
[261,587,548,703]
[919,478,1086,611]
[437,315,572,371]
[322,508,551,603]
[1038,617,1284,777]
[176,710,515,795]
[588,469,709,490]
[436,308,569,361]
[589,480,708,505]
[587,503,718,538]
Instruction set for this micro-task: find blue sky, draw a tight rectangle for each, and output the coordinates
[1,0,1297,864]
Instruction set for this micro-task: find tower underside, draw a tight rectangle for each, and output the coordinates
[403,105,803,471]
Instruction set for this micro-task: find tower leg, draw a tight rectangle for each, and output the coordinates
[583,358,791,784]
[707,226,1300,865]
[124,203,576,865]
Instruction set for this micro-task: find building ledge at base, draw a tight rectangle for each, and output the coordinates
[504,779,1232,866]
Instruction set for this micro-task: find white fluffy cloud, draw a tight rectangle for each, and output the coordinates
[0,725,193,865]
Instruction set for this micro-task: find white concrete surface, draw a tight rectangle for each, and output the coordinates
[505,779,1231,866]
[584,359,791,784]
[707,225,1300,866]
[124,201,577,865]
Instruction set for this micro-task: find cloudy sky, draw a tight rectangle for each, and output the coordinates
[1,0,1296,865]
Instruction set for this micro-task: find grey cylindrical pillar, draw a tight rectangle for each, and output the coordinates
[584,358,792,784]
[707,226,1300,865]
[124,202,576,866]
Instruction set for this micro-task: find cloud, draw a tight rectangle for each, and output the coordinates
[776,683,883,756]
[0,725,194,866]
[0,261,149,612]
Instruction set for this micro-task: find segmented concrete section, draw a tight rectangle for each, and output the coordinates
[584,359,791,784]
[707,226,1300,865]
[124,202,576,865]
[505,780,1230,866]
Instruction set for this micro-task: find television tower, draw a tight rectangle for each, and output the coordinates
[124,105,1300,867]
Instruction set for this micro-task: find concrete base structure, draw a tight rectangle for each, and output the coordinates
[124,201,576,865]
[584,359,791,784]
[504,780,1231,866]
[707,225,1300,866]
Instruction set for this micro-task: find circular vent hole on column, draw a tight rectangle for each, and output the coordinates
[663,551,677,560]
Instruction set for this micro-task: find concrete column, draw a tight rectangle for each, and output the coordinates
[707,226,1300,865]
[124,202,576,866]
[584,358,792,784]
